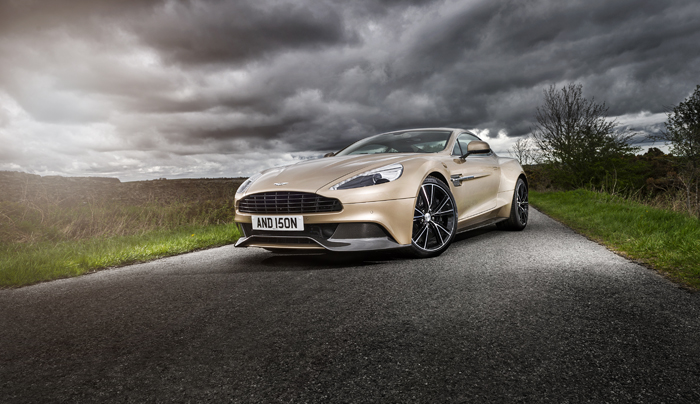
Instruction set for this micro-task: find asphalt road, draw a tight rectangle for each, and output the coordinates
[1,209,700,403]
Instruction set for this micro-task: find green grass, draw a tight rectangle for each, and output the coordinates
[531,189,700,290]
[0,223,241,288]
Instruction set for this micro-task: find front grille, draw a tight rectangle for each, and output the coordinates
[239,192,342,214]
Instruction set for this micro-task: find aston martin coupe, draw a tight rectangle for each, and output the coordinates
[234,128,528,257]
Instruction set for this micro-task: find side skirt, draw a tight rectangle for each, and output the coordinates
[456,217,507,234]
[456,206,508,234]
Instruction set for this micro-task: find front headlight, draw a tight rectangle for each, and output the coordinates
[236,173,261,194]
[330,163,403,190]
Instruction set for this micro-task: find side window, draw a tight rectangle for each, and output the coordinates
[455,133,481,155]
[452,142,462,156]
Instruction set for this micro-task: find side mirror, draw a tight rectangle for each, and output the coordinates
[323,152,335,158]
[461,141,491,159]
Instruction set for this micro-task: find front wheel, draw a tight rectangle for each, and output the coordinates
[409,177,458,258]
[497,177,528,231]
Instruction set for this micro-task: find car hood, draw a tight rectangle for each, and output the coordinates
[245,154,415,194]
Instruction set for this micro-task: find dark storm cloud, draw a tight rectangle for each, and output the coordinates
[130,1,358,66]
[384,0,700,129]
[1,0,700,179]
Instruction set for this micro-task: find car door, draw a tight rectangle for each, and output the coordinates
[443,133,501,221]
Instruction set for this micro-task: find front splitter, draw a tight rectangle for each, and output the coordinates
[235,235,408,252]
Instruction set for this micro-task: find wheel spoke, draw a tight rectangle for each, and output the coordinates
[421,186,431,210]
[414,224,428,245]
[414,207,425,221]
[428,184,435,209]
[434,196,450,214]
[431,222,444,245]
[423,225,430,249]
[433,221,451,241]
[432,208,454,216]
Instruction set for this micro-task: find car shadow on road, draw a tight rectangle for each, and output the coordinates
[233,250,407,273]
[452,224,501,245]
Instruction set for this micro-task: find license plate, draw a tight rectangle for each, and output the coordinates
[252,215,304,231]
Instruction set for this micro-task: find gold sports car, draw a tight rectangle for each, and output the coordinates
[234,128,528,257]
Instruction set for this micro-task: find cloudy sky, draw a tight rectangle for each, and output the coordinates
[1,0,699,180]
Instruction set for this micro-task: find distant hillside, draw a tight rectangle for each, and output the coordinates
[0,171,246,206]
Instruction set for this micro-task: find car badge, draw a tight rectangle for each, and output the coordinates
[274,182,288,186]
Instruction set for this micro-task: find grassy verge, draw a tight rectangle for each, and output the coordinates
[0,223,240,288]
[530,189,700,290]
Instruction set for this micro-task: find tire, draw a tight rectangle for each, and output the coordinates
[409,176,458,258]
[497,177,528,231]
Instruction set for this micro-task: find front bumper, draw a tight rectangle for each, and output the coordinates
[234,198,416,251]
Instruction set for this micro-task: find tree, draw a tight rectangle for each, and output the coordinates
[508,136,536,166]
[664,84,700,216]
[531,83,638,188]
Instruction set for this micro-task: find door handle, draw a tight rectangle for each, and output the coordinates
[451,173,487,186]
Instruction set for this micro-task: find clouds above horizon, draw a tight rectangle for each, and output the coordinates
[1,0,699,180]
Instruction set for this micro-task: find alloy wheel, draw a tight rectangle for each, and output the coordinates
[516,181,529,225]
[412,182,456,251]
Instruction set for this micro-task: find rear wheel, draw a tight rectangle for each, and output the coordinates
[497,177,528,231]
[409,177,457,258]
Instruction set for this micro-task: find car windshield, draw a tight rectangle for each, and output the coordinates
[335,130,453,156]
